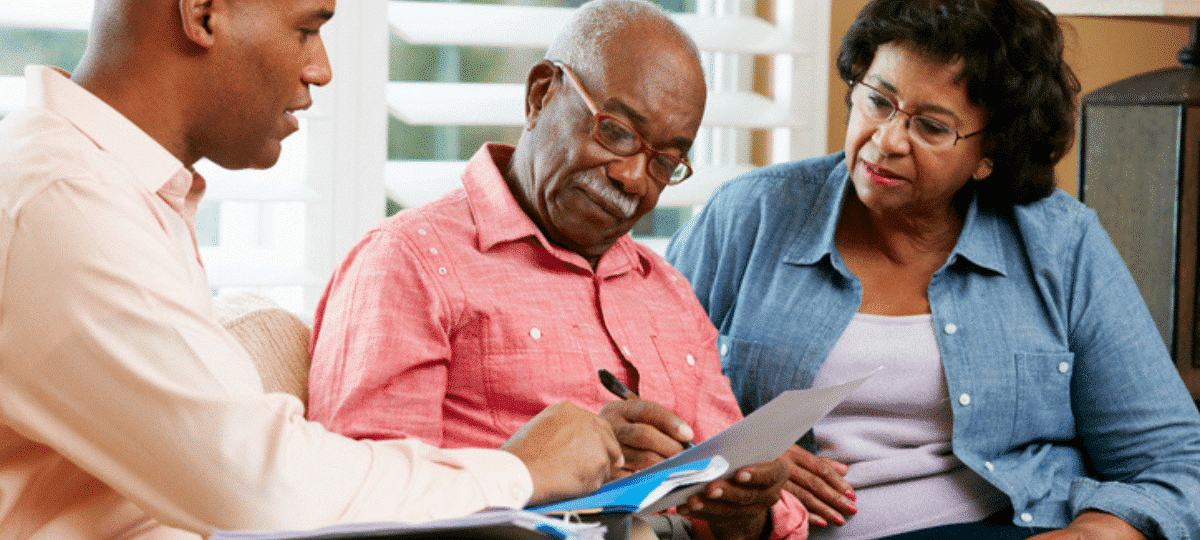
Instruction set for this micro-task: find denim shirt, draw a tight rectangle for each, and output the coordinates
[666,152,1200,539]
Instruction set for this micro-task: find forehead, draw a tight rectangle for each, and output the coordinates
[589,27,706,140]
[249,0,335,19]
[864,42,982,121]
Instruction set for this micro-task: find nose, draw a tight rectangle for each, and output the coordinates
[303,37,333,87]
[606,152,652,196]
[873,112,911,156]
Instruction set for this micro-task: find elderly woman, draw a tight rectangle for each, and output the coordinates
[666,0,1200,539]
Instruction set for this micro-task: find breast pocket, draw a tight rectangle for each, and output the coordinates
[1011,352,1076,444]
[474,311,591,436]
[718,335,803,415]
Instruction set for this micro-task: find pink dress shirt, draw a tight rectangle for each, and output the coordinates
[307,144,807,539]
[0,66,534,540]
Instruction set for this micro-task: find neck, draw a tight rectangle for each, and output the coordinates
[839,190,965,264]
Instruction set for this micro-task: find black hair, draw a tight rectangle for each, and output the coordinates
[837,0,1080,206]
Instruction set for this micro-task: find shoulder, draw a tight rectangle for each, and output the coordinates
[1009,189,1102,256]
[708,152,845,210]
[373,189,473,243]
[0,109,112,213]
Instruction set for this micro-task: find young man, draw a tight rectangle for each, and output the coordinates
[0,1,621,538]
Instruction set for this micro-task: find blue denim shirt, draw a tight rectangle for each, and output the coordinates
[666,153,1200,539]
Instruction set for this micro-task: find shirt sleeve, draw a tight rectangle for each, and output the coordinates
[1061,210,1200,538]
[0,178,533,535]
[307,225,455,447]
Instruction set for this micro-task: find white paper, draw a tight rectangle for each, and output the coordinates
[637,368,880,514]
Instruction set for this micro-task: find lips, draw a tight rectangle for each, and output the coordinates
[861,161,905,188]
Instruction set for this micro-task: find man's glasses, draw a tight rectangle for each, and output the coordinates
[553,61,693,185]
[850,80,985,150]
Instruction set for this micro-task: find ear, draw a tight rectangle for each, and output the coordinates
[524,60,559,131]
[180,0,217,49]
[972,157,994,181]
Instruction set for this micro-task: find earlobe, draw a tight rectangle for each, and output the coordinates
[972,157,994,181]
[524,60,558,131]
[180,0,217,48]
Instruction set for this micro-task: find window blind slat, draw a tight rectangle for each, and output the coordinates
[386,81,803,129]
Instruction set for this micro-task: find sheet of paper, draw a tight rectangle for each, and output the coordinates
[637,368,880,514]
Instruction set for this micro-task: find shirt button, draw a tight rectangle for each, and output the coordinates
[429,247,439,255]
[621,346,631,356]
[529,328,541,340]
[984,461,995,471]
[686,354,695,366]
[720,344,728,356]
[958,393,971,406]
[417,228,427,235]
[437,267,448,275]
[1058,362,1069,373]
[1020,512,1034,523]
[944,323,958,335]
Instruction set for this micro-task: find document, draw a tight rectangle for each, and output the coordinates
[207,508,606,540]
[635,370,878,514]
[528,455,728,515]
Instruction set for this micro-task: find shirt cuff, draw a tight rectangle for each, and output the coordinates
[769,489,808,540]
[1068,477,1187,540]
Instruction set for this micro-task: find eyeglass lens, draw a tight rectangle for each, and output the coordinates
[852,83,962,148]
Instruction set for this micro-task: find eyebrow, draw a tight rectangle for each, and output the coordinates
[308,9,335,21]
[603,98,694,152]
[868,76,963,124]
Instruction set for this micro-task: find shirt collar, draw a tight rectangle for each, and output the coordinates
[463,143,650,277]
[782,154,1007,276]
[782,157,850,267]
[25,65,188,195]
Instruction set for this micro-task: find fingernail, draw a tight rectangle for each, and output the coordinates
[679,423,695,442]
[812,517,828,528]
[833,514,846,526]
[845,489,857,501]
[845,501,858,514]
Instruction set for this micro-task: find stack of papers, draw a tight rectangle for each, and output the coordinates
[208,508,605,540]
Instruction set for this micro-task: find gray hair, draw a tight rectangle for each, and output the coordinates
[546,0,700,78]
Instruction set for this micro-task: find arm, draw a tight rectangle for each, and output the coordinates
[0,179,538,533]
[1058,210,1200,538]
[307,225,452,446]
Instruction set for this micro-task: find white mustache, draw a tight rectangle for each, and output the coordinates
[577,172,639,218]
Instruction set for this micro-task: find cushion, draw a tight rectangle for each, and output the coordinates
[213,292,312,406]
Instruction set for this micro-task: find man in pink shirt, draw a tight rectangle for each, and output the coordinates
[0,0,624,539]
[307,1,808,539]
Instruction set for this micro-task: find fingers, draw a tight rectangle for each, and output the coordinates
[782,445,855,527]
[600,398,694,467]
[502,401,622,505]
[677,460,786,524]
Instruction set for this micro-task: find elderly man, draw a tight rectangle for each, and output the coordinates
[307,1,807,539]
[0,0,623,538]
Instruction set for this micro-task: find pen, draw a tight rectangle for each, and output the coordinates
[598,369,693,449]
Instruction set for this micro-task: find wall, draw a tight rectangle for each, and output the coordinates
[824,2,1191,196]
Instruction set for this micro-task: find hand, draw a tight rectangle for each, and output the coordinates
[781,444,856,528]
[676,457,788,540]
[1028,511,1147,540]
[599,398,694,476]
[500,401,624,505]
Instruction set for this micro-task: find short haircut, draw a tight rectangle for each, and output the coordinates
[837,0,1080,207]
[546,0,700,81]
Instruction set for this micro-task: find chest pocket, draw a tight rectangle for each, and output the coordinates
[718,335,808,416]
[1010,352,1076,444]
[473,311,592,435]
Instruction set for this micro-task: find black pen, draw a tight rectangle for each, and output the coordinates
[598,369,693,449]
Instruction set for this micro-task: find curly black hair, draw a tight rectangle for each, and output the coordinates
[836,0,1080,207]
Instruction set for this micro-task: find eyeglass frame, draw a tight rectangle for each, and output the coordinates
[850,80,986,149]
[551,61,693,185]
